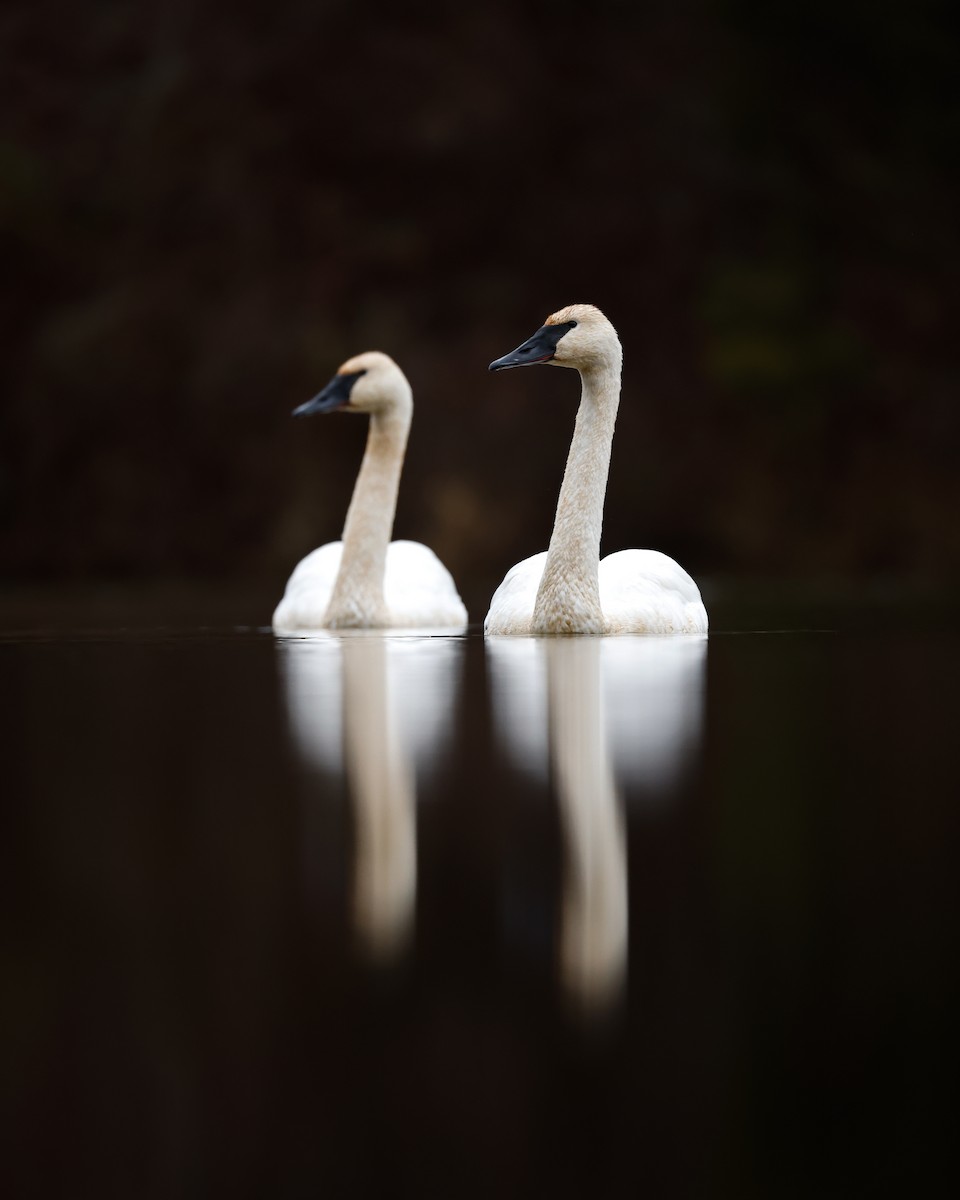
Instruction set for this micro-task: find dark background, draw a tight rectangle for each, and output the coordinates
[3,0,958,618]
[3,6,959,1194]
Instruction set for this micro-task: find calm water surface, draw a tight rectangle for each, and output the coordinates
[2,595,956,1197]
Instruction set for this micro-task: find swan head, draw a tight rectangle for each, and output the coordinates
[293,351,412,418]
[488,304,620,373]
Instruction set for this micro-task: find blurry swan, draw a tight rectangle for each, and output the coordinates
[485,305,707,635]
[280,632,464,961]
[273,351,467,632]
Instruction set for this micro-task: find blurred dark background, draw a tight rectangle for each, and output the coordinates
[2,0,958,619]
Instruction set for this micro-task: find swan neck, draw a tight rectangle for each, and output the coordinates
[325,404,411,627]
[533,358,621,634]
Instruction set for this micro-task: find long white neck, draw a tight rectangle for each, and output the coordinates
[324,400,411,628]
[532,352,622,634]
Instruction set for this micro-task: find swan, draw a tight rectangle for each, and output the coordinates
[484,304,708,636]
[272,351,468,632]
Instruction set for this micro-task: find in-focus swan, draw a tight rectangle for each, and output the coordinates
[485,305,707,636]
[273,352,467,632]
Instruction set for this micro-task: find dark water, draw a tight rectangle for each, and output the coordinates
[2,595,956,1198]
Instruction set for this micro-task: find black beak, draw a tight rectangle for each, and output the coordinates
[292,370,365,417]
[488,320,577,371]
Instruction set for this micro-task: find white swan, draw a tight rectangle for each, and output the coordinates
[484,305,708,636]
[273,351,467,632]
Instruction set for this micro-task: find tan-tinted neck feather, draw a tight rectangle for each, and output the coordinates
[324,404,411,628]
[532,357,622,634]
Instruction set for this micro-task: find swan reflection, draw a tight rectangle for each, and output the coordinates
[488,636,707,1013]
[279,633,463,963]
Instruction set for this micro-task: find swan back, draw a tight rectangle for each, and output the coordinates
[599,550,708,635]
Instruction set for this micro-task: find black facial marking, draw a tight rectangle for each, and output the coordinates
[488,320,578,371]
[292,369,367,417]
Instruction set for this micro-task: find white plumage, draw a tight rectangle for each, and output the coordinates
[275,540,468,634]
[487,548,707,637]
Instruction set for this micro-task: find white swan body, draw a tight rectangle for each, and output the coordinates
[487,549,707,636]
[484,304,707,636]
[273,351,467,633]
[275,540,467,632]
